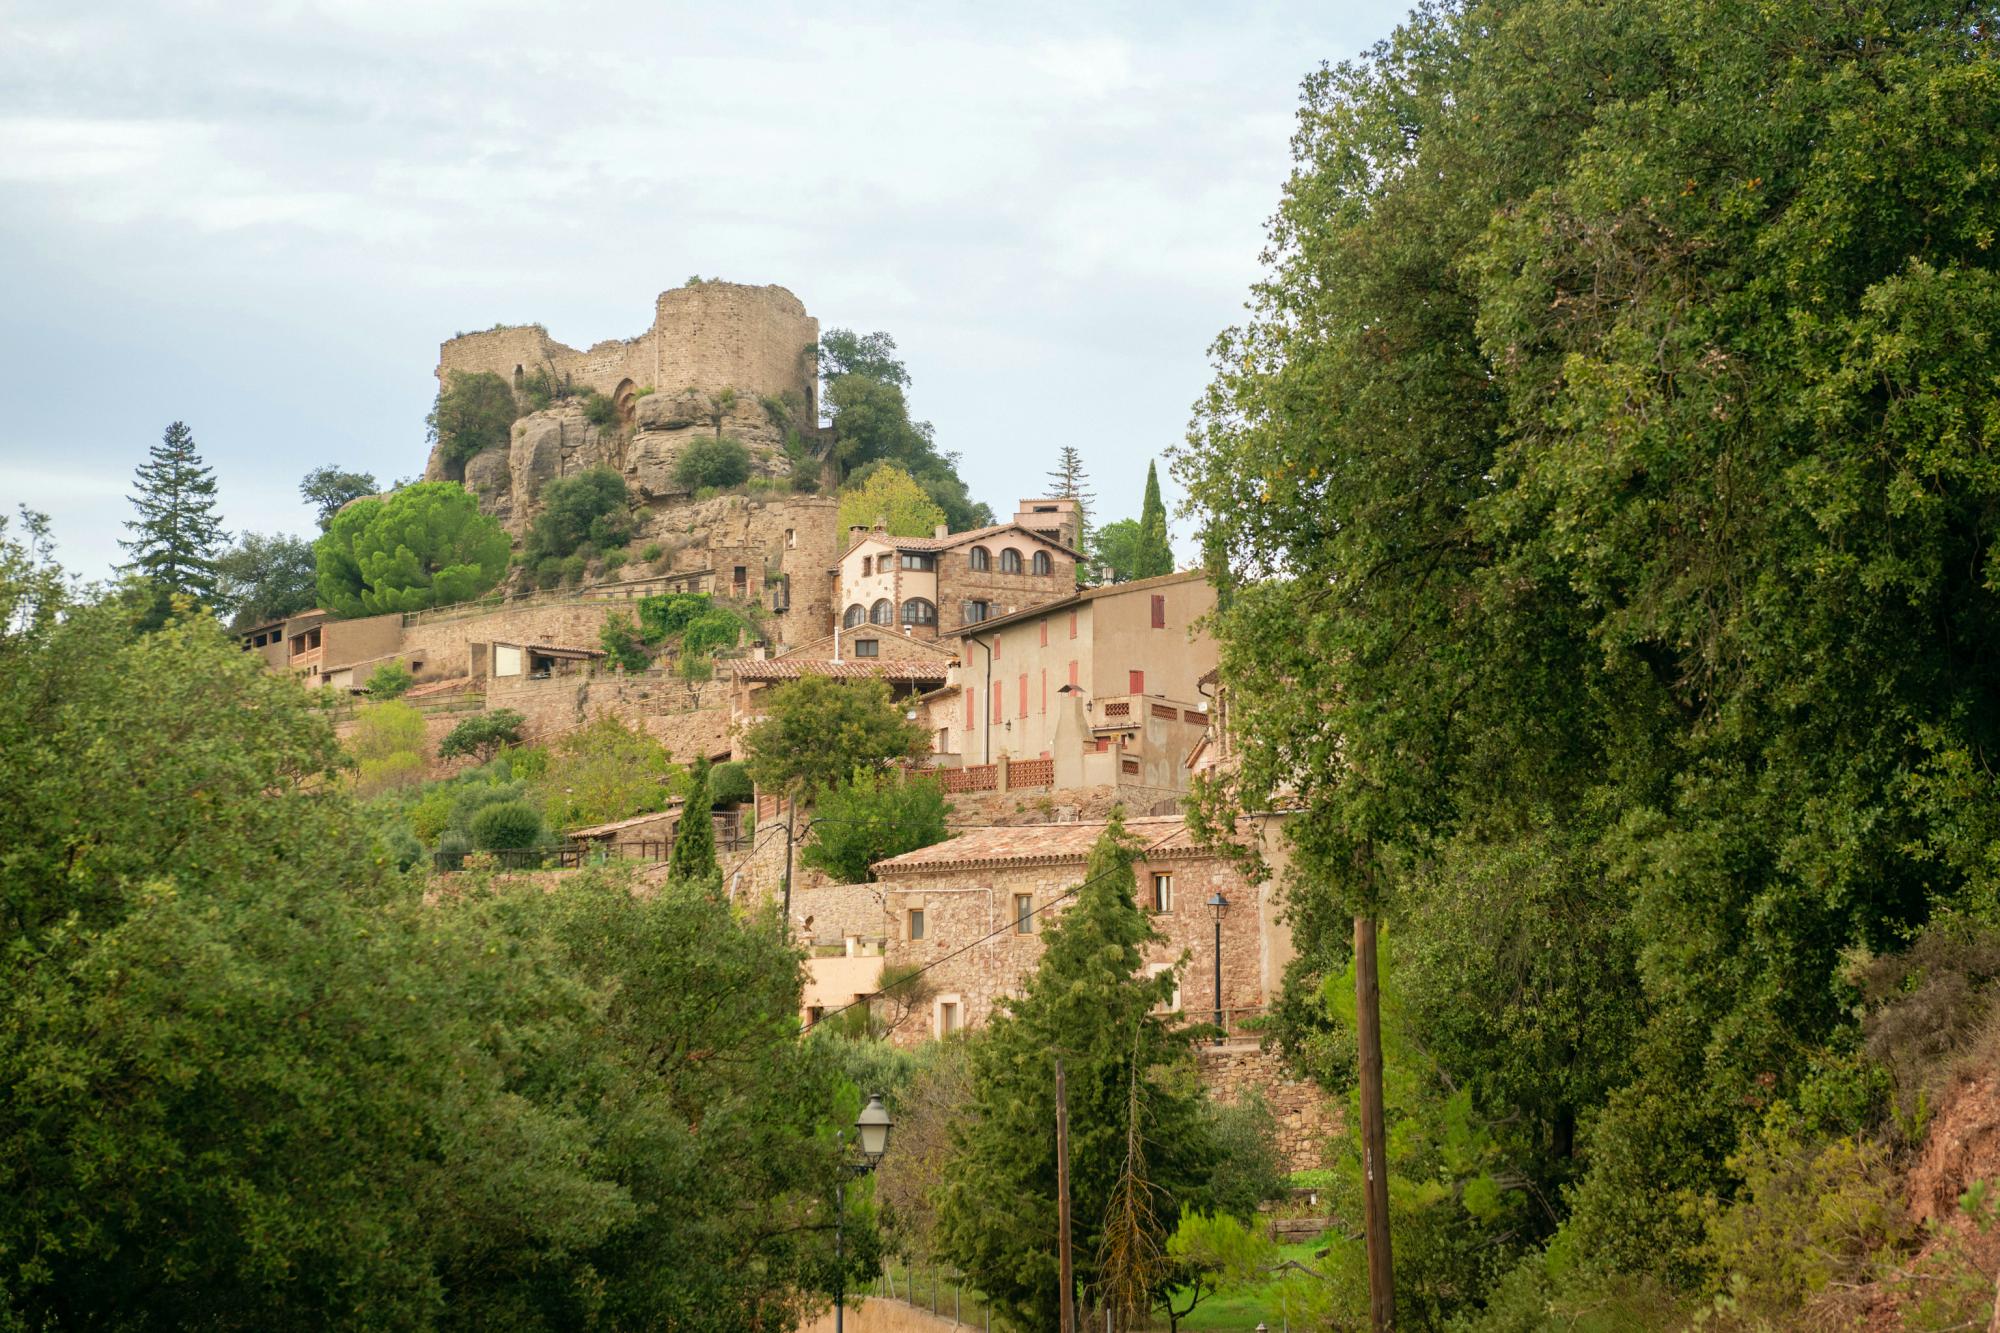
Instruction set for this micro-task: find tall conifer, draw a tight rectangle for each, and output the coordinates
[667,757,719,883]
[1045,445,1097,544]
[1134,461,1173,578]
[121,421,226,622]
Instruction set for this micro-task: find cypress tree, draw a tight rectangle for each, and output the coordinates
[120,421,226,621]
[1134,461,1173,578]
[936,816,1214,1328]
[667,757,718,883]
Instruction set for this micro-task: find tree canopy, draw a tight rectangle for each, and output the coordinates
[314,481,509,616]
[837,462,947,538]
[523,466,631,562]
[120,420,225,625]
[1178,0,2000,1313]
[740,675,929,803]
[427,370,520,466]
[800,771,951,883]
[818,328,993,530]
[213,530,318,628]
[300,465,380,528]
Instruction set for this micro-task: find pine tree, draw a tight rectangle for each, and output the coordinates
[121,421,225,621]
[936,817,1215,1329]
[667,757,718,883]
[1134,461,1173,578]
[1046,445,1097,544]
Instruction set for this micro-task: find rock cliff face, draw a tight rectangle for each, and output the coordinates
[433,389,800,538]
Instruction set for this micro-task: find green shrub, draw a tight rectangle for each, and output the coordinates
[438,709,526,762]
[434,827,471,868]
[602,549,627,573]
[524,468,631,564]
[801,773,950,883]
[470,800,543,851]
[641,543,664,563]
[559,554,586,586]
[428,371,519,465]
[681,607,747,657]
[600,614,651,673]
[364,662,413,698]
[581,390,618,428]
[674,436,752,490]
[534,556,564,589]
[410,785,458,842]
[708,761,754,806]
[382,827,424,872]
[637,592,714,644]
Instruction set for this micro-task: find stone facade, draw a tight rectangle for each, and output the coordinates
[835,518,1079,642]
[869,817,1277,1048]
[436,283,818,429]
[1198,1042,1340,1173]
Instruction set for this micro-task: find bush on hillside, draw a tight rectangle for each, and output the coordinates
[470,800,543,851]
[801,772,950,883]
[600,614,651,673]
[708,761,754,806]
[438,709,526,762]
[524,468,631,564]
[365,662,413,698]
[428,371,519,465]
[674,437,752,490]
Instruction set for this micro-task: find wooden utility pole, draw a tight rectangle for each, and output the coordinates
[1355,913,1394,1329]
[1055,1056,1076,1333]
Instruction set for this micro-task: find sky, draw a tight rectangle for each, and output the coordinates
[0,0,1412,581]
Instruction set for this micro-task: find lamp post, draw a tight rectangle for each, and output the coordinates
[1207,890,1230,1043]
[834,1092,893,1333]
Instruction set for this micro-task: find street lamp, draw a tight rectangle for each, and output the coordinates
[1207,890,1230,1044]
[834,1093,894,1333]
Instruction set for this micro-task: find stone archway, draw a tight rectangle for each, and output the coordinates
[612,377,638,427]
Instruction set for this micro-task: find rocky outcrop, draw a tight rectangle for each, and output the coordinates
[435,390,799,538]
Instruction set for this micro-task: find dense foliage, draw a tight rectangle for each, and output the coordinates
[838,462,948,538]
[314,481,509,616]
[522,467,631,563]
[120,420,225,627]
[212,530,318,628]
[674,435,753,490]
[428,370,519,465]
[741,675,930,802]
[0,531,873,1327]
[936,818,1218,1328]
[299,464,380,528]
[800,771,951,884]
[1178,0,2000,1319]
[665,758,718,883]
[437,708,525,762]
[819,328,992,530]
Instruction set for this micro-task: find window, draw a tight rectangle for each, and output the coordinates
[965,600,990,623]
[785,528,796,549]
[1068,611,1078,639]
[992,688,1003,724]
[771,575,790,612]
[1000,548,1023,574]
[1144,963,1182,1014]
[734,565,747,591]
[806,1005,824,1025]
[1129,669,1145,694]
[901,598,937,627]
[861,555,872,576]
[1068,659,1079,688]
[844,603,866,629]
[908,908,926,940]
[901,552,936,571]
[936,997,962,1036]
[992,634,1000,660]
[1018,674,1028,717]
[1040,669,1047,714]
[968,546,991,571]
[1151,594,1167,629]
[966,688,975,730]
[1039,619,1049,647]
[1015,894,1035,933]
[870,598,893,625]
[1152,873,1174,913]
[1033,550,1052,576]
[852,638,879,658]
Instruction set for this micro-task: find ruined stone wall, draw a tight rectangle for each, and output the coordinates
[436,282,815,408]
[1199,1043,1340,1173]
[484,667,732,759]
[639,493,839,649]
[398,599,624,681]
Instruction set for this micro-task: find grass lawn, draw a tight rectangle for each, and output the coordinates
[1166,1237,1335,1331]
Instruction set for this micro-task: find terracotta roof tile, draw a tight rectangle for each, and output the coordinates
[872,816,1205,874]
[731,659,950,682]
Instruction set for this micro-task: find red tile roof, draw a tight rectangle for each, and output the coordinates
[732,658,950,682]
[841,522,1084,561]
[952,570,1210,638]
[872,815,1208,874]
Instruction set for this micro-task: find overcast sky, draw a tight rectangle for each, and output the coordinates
[0,0,1411,580]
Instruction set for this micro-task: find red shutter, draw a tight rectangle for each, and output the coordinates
[965,688,974,730]
[1068,660,1078,688]
[1129,669,1145,694]
[993,688,1003,724]
[1039,619,1048,647]
[1151,594,1166,628]
[1040,669,1047,714]
[1018,674,1028,717]
[1068,611,1078,639]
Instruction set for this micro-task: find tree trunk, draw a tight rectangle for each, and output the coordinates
[1355,913,1395,1329]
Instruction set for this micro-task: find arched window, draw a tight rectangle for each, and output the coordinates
[871,598,894,626]
[999,548,1023,574]
[844,603,867,629]
[1031,550,1051,576]
[901,598,937,627]
[968,546,991,572]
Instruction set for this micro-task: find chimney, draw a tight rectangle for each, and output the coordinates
[848,524,869,544]
[873,514,888,533]
[934,523,949,539]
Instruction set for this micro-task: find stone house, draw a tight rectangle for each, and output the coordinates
[241,608,410,691]
[727,628,956,742]
[835,512,1080,643]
